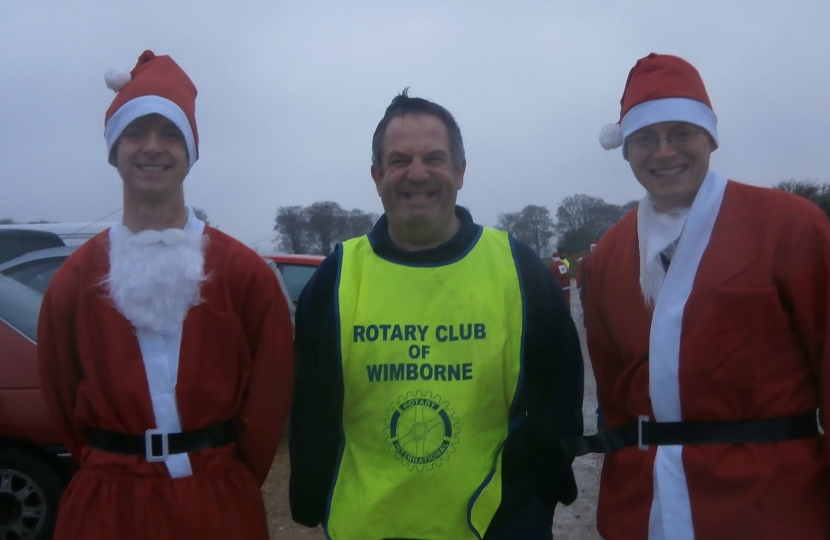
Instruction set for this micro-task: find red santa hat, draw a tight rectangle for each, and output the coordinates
[598,53,718,154]
[104,50,198,169]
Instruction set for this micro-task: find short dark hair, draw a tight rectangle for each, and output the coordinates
[371,88,465,171]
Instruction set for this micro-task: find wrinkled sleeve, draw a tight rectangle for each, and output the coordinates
[289,253,343,527]
[584,253,628,430]
[236,263,295,486]
[37,265,87,461]
[777,210,830,471]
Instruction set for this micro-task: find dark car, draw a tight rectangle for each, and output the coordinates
[0,230,64,266]
[0,275,74,540]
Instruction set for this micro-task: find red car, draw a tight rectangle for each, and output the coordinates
[262,254,324,306]
[0,275,73,540]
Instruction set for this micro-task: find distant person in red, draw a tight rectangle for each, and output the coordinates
[549,251,570,311]
[37,50,294,540]
[585,52,830,539]
[574,248,591,301]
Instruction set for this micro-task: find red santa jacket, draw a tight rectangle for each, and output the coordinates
[585,179,830,539]
[37,227,294,540]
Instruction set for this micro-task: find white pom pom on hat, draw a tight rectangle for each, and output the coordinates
[104,69,131,92]
[599,123,623,150]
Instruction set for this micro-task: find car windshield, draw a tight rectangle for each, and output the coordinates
[2,257,67,294]
[0,274,43,343]
[279,264,318,303]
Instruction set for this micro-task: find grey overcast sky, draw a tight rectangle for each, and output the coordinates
[2,0,828,250]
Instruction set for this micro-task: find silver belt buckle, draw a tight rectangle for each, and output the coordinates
[638,415,650,451]
[145,429,169,462]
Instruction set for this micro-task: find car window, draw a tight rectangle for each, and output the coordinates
[278,264,318,303]
[1,257,66,294]
[0,233,64,265]
[0,275,43,343]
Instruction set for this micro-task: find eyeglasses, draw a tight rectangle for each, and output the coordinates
[626,126,702,151]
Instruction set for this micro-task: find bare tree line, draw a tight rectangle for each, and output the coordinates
[273,202,379,255]
[5,181,825,257]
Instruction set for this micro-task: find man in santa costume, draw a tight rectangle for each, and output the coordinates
[37,50,294,540]
[584,53,830,539]
[575,241,594,309]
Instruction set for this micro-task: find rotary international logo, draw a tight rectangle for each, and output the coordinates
[385,391,459,471]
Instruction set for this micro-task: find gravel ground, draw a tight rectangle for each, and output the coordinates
[552,286,603,540]
[263,279,602,539]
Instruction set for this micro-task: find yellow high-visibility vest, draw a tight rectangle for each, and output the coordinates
[327,228,524,539]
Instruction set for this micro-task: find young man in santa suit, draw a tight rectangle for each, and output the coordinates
[37,50,294,540]
[585,53,830,539]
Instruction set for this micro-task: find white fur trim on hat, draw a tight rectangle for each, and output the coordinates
[620,97,718,147]
[104,69,132,92]
[104,95,197,170]
[599,123,623,150]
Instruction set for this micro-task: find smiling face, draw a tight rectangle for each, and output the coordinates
[625,121,714,212]
[371,114,465,249]
[114,113,189,205]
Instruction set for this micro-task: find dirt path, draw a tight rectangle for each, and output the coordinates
[263,279,602,539]
[552,285,603,540]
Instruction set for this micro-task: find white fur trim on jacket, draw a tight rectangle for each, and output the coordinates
[106,209,207,478]
[645,170,727,539]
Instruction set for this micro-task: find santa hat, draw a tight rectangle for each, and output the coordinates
[104,50,198,169]
[599,53,718,154]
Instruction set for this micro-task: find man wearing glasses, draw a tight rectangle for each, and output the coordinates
[584,53,830,539]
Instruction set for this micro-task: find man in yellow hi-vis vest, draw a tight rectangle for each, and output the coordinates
[289,90,584,540]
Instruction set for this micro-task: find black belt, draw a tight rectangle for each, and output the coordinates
[89,420,235,462]
[562,410,820,458]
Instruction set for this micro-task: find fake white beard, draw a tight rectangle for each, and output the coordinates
[103,226,208,335]
[637,197,689,307]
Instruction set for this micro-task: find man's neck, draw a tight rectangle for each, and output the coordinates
[122,193,188,232]
[652,200,693,214]
[387,216,461,252]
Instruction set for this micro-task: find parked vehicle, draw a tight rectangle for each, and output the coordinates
[0,223,115,247]
[262,257,298,322]
[0,230,64,266]
[0,275,74,540]
[0,246,77,294]
[262,254,324,306]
